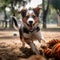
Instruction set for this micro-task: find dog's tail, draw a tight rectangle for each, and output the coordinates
[12,16,19,30]
[12,16,18,27]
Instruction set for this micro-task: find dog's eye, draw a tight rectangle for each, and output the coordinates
[32,15,36,18]
[26,16,29,19]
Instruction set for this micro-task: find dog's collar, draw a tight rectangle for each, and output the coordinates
[23,26,40,34]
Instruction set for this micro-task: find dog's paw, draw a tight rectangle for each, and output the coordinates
[41,43,48,49]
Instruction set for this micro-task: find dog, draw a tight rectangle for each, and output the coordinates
[13,7,46,55]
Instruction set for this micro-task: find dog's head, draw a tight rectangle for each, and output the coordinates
[20,7,40,30]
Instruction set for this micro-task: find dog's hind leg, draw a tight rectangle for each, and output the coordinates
[19,29,25,48]
[29,41,40,55]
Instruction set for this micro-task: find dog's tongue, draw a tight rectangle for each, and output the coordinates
[29,25,33,30]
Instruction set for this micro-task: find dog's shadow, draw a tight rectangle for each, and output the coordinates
[20,47,43,58]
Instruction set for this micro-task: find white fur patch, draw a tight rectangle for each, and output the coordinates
[34,31,45,42]
[26,10,35,25]
[23,33,31,38]
[27,17,35,24]
[26,10,35,15]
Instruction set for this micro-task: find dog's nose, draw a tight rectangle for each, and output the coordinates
[29,21,33,24]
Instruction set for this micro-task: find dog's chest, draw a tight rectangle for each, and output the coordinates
[23,31,40,40]
[23,33,31,38]
[21,27,43,40]
[23,33,35,40]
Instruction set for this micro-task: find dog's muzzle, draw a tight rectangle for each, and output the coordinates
[27,20,34,28]
[29,21,33,24]
[27,17,34,25]
[27,17,35,30]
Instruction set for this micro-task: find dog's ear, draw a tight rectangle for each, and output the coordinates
[20,9,27,18]
[33,7,40,17]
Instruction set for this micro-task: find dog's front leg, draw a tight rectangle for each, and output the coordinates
[38,38,47,49]
[21,38,25,48]
[29,41,40,55]
[37,31,47,48]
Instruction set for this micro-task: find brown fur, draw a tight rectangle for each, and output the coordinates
[47,39,60,48]
[20,7,41,55]
[44,39,60,59]
[44,48,53,58]
[52,43,60,59]
[22,10,40,28]
[19,55,46,60]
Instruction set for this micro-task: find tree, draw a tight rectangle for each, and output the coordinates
[0,0,8,28]
[42,0,50,28]
[51,0,60,16]
[0,0,23,28]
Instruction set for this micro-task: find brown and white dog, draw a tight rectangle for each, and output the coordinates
[13,7,46,55]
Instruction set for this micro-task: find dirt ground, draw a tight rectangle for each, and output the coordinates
[0,28,60,60]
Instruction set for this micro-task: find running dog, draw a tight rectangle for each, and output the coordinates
[13,7,46,55]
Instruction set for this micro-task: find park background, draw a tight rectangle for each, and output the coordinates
[0,0,60,60]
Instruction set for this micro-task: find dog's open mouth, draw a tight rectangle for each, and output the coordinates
[27,24,33,30]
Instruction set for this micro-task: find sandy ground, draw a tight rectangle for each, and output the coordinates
[0,29,60,60]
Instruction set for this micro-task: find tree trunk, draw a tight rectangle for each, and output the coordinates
[4,6,7,28]
[43,10,47,28]
[57,15,60,26]
[56,10,60,16]
[42,0,50,28]
[10,2,15,29]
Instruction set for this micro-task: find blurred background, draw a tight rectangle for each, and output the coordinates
[0,0,60,60]
[0,0,60,29]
